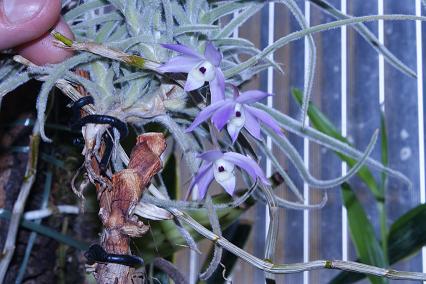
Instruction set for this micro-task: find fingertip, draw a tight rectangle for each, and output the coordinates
[17,17,74,65]
[0,0,61,50]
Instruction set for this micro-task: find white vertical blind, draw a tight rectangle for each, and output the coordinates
[303,2,311,284]
[415,0,426,277]
[378,0,385,107]
[265,1,275,245]
[340,0,348,263]
[264,4,274,283]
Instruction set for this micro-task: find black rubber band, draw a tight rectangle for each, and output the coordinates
[85,244,144,268]
[99,133,114,173]
[72,96,94,112]
[71,96,94,121]
[70,95,127,172]
[71,115,129,139]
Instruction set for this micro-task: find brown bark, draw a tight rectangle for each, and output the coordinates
[94,133,166,284]
[70,71,167,283]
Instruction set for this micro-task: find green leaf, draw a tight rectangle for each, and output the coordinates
[64,0,108,21]
[171,1,189,25]
[200,2,251,24]
[291,88,383,201]
[213,37,255,48]
[173,24,220,36]
[0,72,31,100]
[380,110,388,189]
[378,109,389,261]
[341,183,387,284]
[330,204,426,283]
[214,4,263,39]
[388,204,426,264]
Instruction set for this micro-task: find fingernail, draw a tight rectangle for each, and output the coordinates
[3,0,46,24]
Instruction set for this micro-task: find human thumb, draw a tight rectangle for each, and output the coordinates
[1,0,74,64]
[0,0,61,50]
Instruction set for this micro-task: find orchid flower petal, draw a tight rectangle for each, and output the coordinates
[198,150,224,162]
[227,123,242,143]
[209,67,225,104]
[189,162,212,193]
[186,101,227,132]
[243,107,262,140]
[157,56,202,73]
[190,162,211,187]
[245,106,284,136]
[204,42,222,66]
[211,101,235,130]
[196,167,215,199]
[184,70,205,91]
[236,90,272,104]
[223,152,270,185]
[216,173,236,195]
[161,43,203,59]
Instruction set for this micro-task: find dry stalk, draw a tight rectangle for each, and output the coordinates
[93,133,166,284]
[0,122,40,283]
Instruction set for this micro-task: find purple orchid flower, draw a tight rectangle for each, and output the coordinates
[158,42,225,104]
[190,150,270,199]
[186,86,284,143]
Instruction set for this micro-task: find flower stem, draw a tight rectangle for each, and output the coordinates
[51,30,161,70]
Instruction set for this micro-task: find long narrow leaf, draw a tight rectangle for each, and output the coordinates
[331,204,426,283]
[214,4,263,39]
[341,183,387,284]
[388,204,426,267]
[64,0,108,21]
[174,24,220,36]
[201,2,251,24]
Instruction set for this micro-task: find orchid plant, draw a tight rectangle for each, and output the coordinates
[1,0,426,283]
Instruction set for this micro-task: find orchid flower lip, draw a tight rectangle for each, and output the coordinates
[191,61,216,82]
